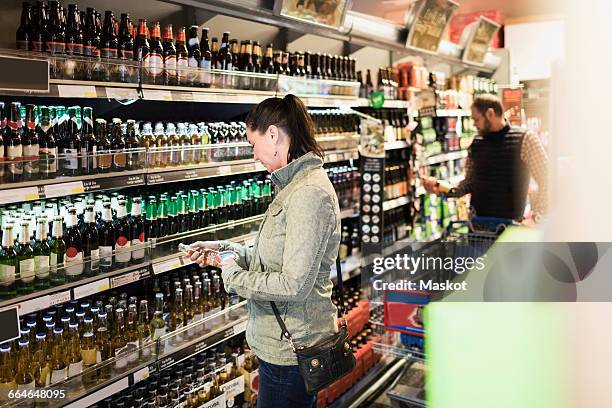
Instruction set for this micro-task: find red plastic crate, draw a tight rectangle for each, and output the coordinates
[327,378,344,403]
[362,341,374,372]
[352,349,365,384]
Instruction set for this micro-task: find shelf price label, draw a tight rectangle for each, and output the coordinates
[133,366,150,384]
[110,268,150,288]
[57,84,97,98]
[202,394,226,408]
[0,187,39,204]
[73,278,110,300]
[16,290,71,316]
[222,375,245,400]
[44,181,85,198]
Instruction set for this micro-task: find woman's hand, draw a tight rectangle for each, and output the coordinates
[187,241,222,268]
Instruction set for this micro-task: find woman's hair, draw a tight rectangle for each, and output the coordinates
[245,94,324,162]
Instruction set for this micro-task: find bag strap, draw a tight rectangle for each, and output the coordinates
[270,250,346,352]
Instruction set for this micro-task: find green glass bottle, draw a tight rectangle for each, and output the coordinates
[179,194,189,233]
[168,197,179,235]
[145,197,159,240]
[198,190,209,228]
[188,192,200,231]
[157,197,169,238]
[0,224,17,298]
[208,188,218,226]
[33,217,51,290]
[217,187,228,224]
[49,216,66,286]
[16,222,35,294]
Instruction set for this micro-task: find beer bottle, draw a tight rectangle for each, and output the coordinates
[241,41,254,72]
[66,322,83,377]
[49,216,65,286]
[112,308,128,370]
[303,51,312,77]
[64,208,83,280]
[16,222,35,294]
[81,107,97,175]
[188,192,200,231]
[262,43,275,74]
[65,4,83,57]
[47,1,65,56]
[150,293,166,341]
[168,288,184,343]
[252,41,262,73]
[30,2,46,53]
[166,123,180,166]
[130,197,145,263]
[199,27,212,87]
[83,7,101,80]
[14,339,35,390]
[217,32,232,70]
[16,2,32,51]
[21,104,40,181]
[125,120,140,171]
[80,319,98,387]
[83,205,99,276]
[188,123,202,164]
[297,52,307,77]
[193,281,205,326]
[187,26,201,85]
[114,200,131,267]
[98,202,114,272]
[177,123,191,164]
[175,27,189,86]
[273,50,283,75]
[183,284,195,337]
[149,22,164,84]
[58,106,80,176]
[167,196,179,235]
[33,217,51,290]
[32,333,50,388]
[96,119,112,173]
[6,102,23,183]
[156,197,169,238]
[230,39,240,71]
[0,225,17,298]
[0,343,15,390]
[134,19,150,81]
[137,300,152,357]
[153,122,167,168]
[288,52,298,76]
[210,37,219,68]
[111,119,127,172]
[125,304,139,365]
[118,13,134,82]
[162,24,177,86]
[100,10,118,81]
[37,106,57,179]
[50,327,67,384]
[145,197,159,240]
[281,52,289,75]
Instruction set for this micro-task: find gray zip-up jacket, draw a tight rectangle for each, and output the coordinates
[220,152,341,365]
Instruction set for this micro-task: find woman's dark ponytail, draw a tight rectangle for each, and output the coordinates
[245,94,324,162]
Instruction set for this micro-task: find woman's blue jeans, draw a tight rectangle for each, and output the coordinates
[257,358,317,408]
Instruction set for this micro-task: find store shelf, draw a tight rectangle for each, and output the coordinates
[425,150,468,165]
[384,140,410,151]
[436,109,471,117]
[355,98,411,109]
[325,148,360,164]
[383,196,411,212]
[60,304,248,408]
[146,159,264,185]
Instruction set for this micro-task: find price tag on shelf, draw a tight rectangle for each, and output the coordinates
[57,84,97,98]
[0,187,39,204]
[142,89,172,101]
[218,165,233,176]
[202,393,226,408]
[64,377,129,408]
[133,366,150,384]
[105,87,139,100]
[49,290,71,306]
[152,256,191,275]
[171,91,194,102]
[222,375,245,399]
[17,296,50,316]
[73,278,110,300]
[327,153,339,163]
[44,181,85,198]
[110,268,150,288]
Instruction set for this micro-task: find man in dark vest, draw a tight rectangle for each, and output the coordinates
[423,94,548,225]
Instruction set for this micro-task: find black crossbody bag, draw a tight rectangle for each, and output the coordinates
[270,254,356,395]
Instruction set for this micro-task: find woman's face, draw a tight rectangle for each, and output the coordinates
[247,125,287,173]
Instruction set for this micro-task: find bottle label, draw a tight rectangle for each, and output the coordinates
[114,345,129,369]
[81,349,98,366]
[83,45,99,58]
[66,42,84,56]
[121,50,134,60]
[81,146,97,170]
[99,246,113,266]
[177,56,188,81]
[19,258,35,283]
[114,151,127,169]
[165,55,177,78]
[115,237,131,263]
[40,147,58,174]
[131,238,145,260]
[39,365,51,387]
[153,327,166,340]
[101,47,118,59]
[200,59,212,84]
[51,368,67,384]
[98,150,112,170]
[0,264,15,286]
[68,360,83,376]
[7,144,23,175]
[47,41,65,55]
[16,381,35,390]
[188,56,199,68]
[65,248,84,276]
[148,53,163,76]
[63,148,79,170]
[23,143,40,174]
[90,248,100,271]
[96,350,102,364]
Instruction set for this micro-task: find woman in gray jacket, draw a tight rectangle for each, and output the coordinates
[188,94,341,407]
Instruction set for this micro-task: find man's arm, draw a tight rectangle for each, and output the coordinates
[521,131,549,217]
[446,152,473,197]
